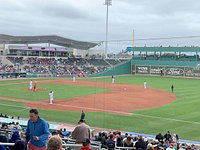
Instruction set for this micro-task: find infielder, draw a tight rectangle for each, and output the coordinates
[144,81,147,89]
[48,91,54,104]
[29,80,33,90]
[112,75,115,84]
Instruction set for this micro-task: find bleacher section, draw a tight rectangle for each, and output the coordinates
[0,57,130,78]
[0,116,200,150]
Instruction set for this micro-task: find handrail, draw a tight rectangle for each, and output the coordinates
[0,143,14,146]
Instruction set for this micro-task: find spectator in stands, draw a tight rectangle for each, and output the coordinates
[13,140,26,150]
[72,119,90,150]
[51,130,58,136]
[25,108,50,150]
[46,135,63,150]
[14,122,22,131]
[178,143,186,150]
[57,129,63,138]
[146,144,154,150]
[155,132,164,142]
[164,131,172,142]
[116,136,123,147]
[172,133,179,143]
[123,136,134,147]
[72,119,90,142]
[81,138,91,150]
[0,133,9,150]
[8,122,15,130]
[191,144,198,150]
[166,143,175,150]
[106,134,115,150]
[8,131,21,143]
[163,140,170,149]
[135,136,147,150]
[61,128,70,137]
[9,131,21,150]
[98,132,108,149]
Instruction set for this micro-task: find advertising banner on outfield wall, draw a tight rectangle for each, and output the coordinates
[132,65,200,77]
[150,66,164,75]
[164,67,185,76]
[185,67,200,77]
[135,66,150,74]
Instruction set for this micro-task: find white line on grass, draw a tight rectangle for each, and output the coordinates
[1,101,199,125]
[48,103,133,116]
[0,103,28,109]
[132,113,200,125]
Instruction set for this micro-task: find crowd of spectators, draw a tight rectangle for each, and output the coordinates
[0,113,199,150]
[1,57,110,77]
[0,63,20,73]
[93,130,199,150]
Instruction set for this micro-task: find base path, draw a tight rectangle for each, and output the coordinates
[24,79,176,115]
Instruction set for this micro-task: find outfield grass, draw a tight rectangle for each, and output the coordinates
[0,76,200,141]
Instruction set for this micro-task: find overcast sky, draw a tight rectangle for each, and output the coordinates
[1,0,200,52]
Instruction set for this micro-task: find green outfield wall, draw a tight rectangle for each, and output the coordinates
[89,60,132,77]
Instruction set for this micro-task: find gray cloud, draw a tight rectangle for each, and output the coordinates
[0,0,200,52]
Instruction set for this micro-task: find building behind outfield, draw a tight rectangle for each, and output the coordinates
[0,34,98,58]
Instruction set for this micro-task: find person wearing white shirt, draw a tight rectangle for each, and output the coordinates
[112,75,115,84]
[49,91,54,104]
[144,81,147,89]
[29,80,33,90]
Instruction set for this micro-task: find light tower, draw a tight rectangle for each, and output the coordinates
[104,0,112,58]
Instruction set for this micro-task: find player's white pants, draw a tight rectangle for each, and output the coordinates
[112,78,115,84]
[50,99,53,104]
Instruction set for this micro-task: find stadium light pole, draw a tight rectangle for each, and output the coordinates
[104,0,112,58]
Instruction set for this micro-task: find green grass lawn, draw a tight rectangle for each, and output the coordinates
[0,76,200,141]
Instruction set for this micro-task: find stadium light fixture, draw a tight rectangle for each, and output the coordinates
[104,0,112,58]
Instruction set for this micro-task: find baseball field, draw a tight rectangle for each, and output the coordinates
[0,75,200,141]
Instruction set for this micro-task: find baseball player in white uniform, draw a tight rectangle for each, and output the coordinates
[49,91,54,104]
[144,81,147,89]
[29,80,33,90]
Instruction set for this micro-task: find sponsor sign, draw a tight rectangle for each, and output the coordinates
[185,67,200,77]
[136,66,150,74]
[164,67,184,76]
[150,66,165,75]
